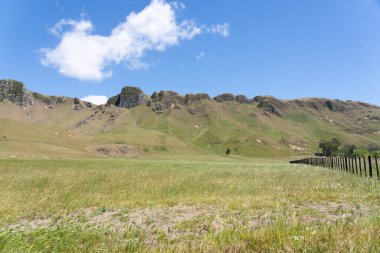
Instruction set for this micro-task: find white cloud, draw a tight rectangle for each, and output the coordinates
[196,51,205,60]
[170,1,185,10]
[40,0,230,81]
[208,23,230,37]
[81,95,108,105]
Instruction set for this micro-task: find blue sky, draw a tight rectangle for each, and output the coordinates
[1,0,380,105]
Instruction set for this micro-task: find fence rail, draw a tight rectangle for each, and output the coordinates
[290,156,380,180]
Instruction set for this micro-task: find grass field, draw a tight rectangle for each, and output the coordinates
[1,157,380,252]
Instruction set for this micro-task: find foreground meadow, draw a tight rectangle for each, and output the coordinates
[0,157,379,252]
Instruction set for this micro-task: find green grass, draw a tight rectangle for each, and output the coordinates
[286,112,310,123]
[0,157,380,252]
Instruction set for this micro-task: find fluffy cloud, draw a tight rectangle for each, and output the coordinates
[81,95,108,105]
[40,0,230,81]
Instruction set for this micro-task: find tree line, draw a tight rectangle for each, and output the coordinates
[318,138,380,157]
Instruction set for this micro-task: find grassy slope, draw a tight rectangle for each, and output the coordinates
[0,98,380,158]
[132,99,380,157]
[0,158,379,252]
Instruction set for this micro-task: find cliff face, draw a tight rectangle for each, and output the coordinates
[0,79,32,106]
[0,79,90,110]
[107,86,146,108]
[214,93,252,104]
[3,79,379,117]
[107,85,379,117]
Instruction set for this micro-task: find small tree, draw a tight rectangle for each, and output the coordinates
[319,138,341,157]
[341,144,356,157]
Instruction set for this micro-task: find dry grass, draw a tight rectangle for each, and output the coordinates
[0,157,380,252]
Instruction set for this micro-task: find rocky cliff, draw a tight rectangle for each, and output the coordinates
[0,79,89,110]
[0,79,33,106]
[107,86,146,108]
[107,85,379,117]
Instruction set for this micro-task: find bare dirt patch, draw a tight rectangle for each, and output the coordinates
[87,144,141,157]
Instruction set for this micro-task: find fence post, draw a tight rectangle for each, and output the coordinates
[339,157,342,170]
[344,157,348,172]
[354,157,358,175]
[358,156,362,176]
[375,157,379,180]
[349,157,352,173]
[363,156,367,177]
[368,156,373,178]
[350,157,353,174]
[348,157,352,173]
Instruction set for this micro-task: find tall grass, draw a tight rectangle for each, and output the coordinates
[0,158,379,252]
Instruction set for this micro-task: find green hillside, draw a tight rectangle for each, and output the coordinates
[1,79,380,158]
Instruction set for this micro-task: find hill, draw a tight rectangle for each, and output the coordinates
[1,79,379,158]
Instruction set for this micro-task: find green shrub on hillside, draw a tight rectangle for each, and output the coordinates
[154,146,168,151]
[353,149,368,157]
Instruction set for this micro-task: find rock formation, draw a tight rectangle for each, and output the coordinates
[214,93,235,102]
[184,93,211,105]
[150,91,183,113]
[31,92,67,105]
[0,79,71,107]
[254,96,288,116]
[0,79,32,106]
[107,86,146,108]
[214,93,252,104]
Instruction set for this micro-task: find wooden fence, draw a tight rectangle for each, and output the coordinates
[290,156,380,180]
